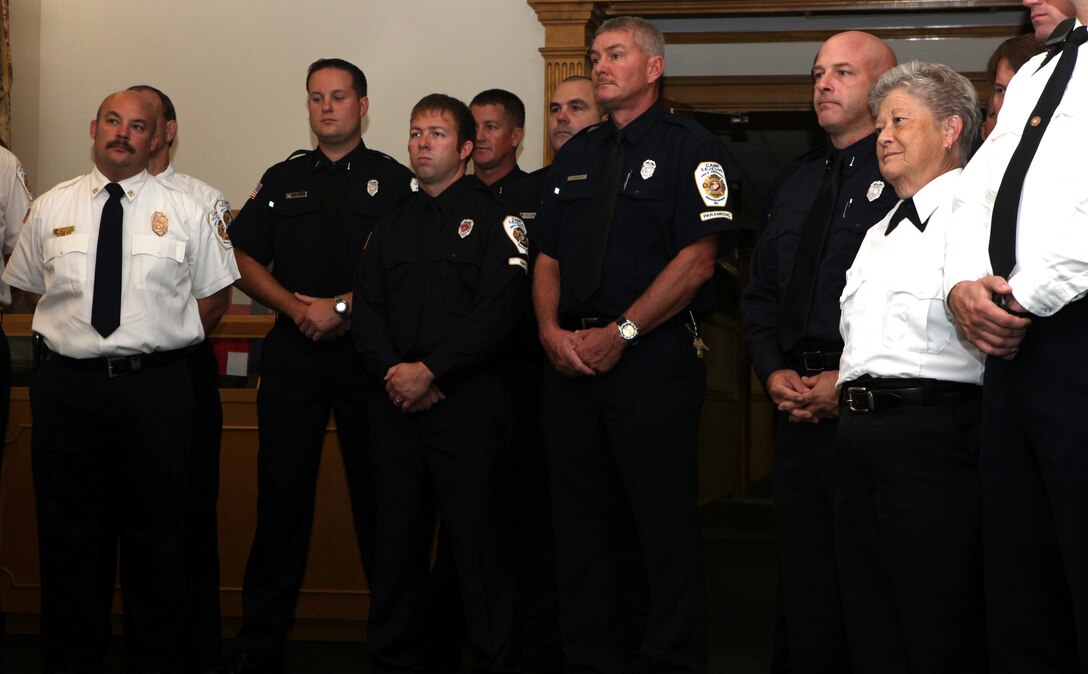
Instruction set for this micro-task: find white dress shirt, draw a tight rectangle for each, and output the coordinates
[944,20,1088,317]
[2,166,240,358]
[839,169,984,387]
[0,145,32,306]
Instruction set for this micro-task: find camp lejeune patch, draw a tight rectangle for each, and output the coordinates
[694,162,728,207]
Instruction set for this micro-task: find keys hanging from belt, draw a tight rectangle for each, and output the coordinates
[686,311,709,359]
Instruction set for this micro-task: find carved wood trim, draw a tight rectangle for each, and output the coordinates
[661,73,993,114]
[603,0,1023,15]
[529,0,1019,155]
[665,24,1029,45]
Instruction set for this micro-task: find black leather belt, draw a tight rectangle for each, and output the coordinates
[46,347,190,378]
[560,316,612,331]
[841,379,981,414]
[787,350,842,373]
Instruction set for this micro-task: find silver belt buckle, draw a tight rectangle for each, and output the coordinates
[106,355,141,378]
[845,387,874,414]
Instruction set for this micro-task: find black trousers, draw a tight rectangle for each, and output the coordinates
[99,341,225,671]
[982,299,1088,673]
[178,340,225,670]
[542,321,707,674]
[835,395,986,674]
[32,357,192,673]
[771,410,849,673]
[236,325,374,659]
[365,367,515,673]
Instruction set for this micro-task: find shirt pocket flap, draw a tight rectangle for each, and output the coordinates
[43,233,90,260]
[132,234,185,263]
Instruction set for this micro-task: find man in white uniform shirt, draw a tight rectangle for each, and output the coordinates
[945,4,1088,669]
[2,90,239,673]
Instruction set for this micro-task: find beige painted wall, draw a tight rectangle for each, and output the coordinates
[9,0,546,205]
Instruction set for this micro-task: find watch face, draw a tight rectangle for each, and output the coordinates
[334,299,349,316]
[619,321,638,340]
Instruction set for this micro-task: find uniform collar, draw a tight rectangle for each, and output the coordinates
[479,165,526,195]
[423,173,475,214]
[830,132,880,178]
[909,167,961,226]
[90,166,149,202]
[309,139,369,173]
[605,102,665,149]
[159,162,177,182]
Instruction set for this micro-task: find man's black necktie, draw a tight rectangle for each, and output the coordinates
[91,182,124,337]
[572,127,624,303]
[778,152,842,352]
[885,197,929,235]
[989,23,1088,279]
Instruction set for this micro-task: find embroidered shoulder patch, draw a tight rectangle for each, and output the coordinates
[694,162,728,207]
[209,199,234,249]
[503,215,529,255]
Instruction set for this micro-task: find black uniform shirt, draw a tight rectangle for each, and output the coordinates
[230,141,414,297]
[476,164,527,203]
[741,132,897,385]
[479,166,550,359]
[352,175,528,383]
[536,103,738,320]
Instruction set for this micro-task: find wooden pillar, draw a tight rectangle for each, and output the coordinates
[527,1,604,164]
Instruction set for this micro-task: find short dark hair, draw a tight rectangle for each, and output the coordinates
[411,93,475,148]
[307,58,367,98]
[469,88,526,128]
[127,84,176,123]
[986,34,1045,83]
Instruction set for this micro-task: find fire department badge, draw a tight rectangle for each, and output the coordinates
[694,162,728,207]
[459,219,474,238]
[640,159,657,180]
[151,211,168,236]
[867,180,885,202]
[410,178,420,192]
[367,179,379,197]
[503,215,529,255]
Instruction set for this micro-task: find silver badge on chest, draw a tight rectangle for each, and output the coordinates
[640,160,656,180]
[866,180,885,202]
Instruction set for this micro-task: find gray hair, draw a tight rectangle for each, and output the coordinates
[869,60,980,164]
[596,16,665,58]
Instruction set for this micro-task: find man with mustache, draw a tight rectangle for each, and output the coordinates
[2,89,239,673]
[225,58,413,673]
[534,16,735,672]
[740,31,896,672]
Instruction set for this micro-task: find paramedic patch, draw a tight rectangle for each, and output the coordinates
[503,215,529,255]
[695,162,728,207]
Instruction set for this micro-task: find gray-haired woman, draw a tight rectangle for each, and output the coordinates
[834,61,987,673]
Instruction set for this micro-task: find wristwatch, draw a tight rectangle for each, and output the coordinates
[333,294,351,321]
[615,315,639,345]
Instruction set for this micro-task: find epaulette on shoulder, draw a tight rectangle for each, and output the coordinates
[368,149,399,162]
[579,120,609,137]
[768,146,827,197]
[286,148,310,161]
